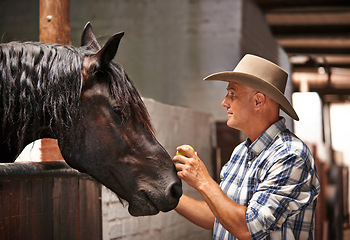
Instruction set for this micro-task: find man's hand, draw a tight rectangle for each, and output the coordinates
[173,145,212,191]
[173,145,252,240]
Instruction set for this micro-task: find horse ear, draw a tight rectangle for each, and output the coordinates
[81,22,101,51]
[82,31,124,80]
[95,32,124,67]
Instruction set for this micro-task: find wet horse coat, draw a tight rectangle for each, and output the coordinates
[0,23,182,216]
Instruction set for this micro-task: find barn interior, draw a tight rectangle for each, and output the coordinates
[1,0,350,239]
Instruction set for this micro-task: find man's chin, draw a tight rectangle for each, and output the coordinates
[226,119,235,128]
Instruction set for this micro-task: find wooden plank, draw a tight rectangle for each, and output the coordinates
[79,177,102,239]
[18,180,32,237]
[30,178,54,240]
[7,180,21,240]
[0,180,11,240]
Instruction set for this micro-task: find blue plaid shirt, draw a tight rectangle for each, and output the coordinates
[213,118,320,240]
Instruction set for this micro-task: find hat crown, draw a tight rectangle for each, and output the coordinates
[234,54,288,94]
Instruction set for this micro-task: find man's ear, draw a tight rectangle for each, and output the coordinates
[255,92,266,109]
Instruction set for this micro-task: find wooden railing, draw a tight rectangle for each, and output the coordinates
[0,161,102,240]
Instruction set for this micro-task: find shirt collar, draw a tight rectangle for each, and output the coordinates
[244,117,287,159]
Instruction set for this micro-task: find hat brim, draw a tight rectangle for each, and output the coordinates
[204,71,299,121]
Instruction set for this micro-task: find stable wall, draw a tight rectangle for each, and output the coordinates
[68,0,292,125]
[69,0,241,122]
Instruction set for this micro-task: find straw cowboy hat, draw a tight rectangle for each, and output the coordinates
[203,54,299,121]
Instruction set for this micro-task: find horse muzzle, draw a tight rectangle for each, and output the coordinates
[128,178,182,216]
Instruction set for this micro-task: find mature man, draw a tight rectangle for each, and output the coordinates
[173,54,320,240]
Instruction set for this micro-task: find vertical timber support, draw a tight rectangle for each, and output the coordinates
[39,0,71,45]
[39,0,70,161]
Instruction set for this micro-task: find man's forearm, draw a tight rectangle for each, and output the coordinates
[198,178,252,240]
[175,194,215,230]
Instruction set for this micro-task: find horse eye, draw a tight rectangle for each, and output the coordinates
[112,106,123,114]
[112,106,130,124]
[111,104,131,126]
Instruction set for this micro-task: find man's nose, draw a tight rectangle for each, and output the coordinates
[221,96,229,108]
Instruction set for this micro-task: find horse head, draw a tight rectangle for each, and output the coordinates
[57,23,182,216]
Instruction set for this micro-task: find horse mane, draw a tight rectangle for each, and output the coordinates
[0,41,153,154]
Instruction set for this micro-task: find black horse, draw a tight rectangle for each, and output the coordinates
[0,23,182,216]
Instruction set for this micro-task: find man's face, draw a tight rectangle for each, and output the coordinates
[221,82,257,131]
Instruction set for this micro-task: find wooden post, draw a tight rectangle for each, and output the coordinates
[39,0,71,45]
[39,0,70,161]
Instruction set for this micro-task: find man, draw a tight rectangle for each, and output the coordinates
[173,54,320,240]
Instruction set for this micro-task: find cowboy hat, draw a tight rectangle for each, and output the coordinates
[203,54,299,121]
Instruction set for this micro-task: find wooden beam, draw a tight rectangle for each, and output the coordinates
[311,87,350,103]
[255,0,350,10]
[271,25,350,36]
[283,47,350,55]
[39,0,71,45]
[294,63,350,69]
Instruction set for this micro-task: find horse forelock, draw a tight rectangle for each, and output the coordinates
[107,63,155,135]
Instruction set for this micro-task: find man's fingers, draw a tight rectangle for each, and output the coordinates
[173,154,187,164]
[176,145,195,158]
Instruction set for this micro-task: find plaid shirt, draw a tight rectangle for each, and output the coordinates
[213,118,320,240]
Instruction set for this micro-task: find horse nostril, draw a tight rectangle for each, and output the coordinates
[170,181,182,199]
